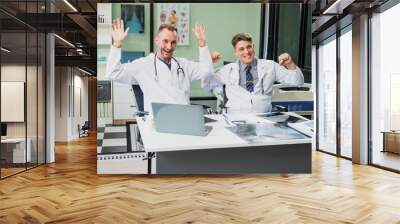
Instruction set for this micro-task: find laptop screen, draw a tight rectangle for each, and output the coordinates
[152,103,207,136]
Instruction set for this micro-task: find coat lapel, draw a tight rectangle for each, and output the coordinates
[170,58,178,82]
[256,59,268,81]
[230,61,240,85]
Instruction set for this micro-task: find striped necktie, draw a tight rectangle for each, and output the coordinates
[245,65,254,92]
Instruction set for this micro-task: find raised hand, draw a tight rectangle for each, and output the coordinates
[112,18,129,48]
[278,53,296,70]
[192,23,206,47]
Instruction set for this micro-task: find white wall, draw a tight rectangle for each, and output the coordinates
[71,73,89,138]
[55,67,68,141]
[74,73,89,122]
[55,67,89,141]
[1,65,26,81]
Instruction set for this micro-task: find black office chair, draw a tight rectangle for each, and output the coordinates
[79,121,90,138]
[132,85,214,114]
[190,103,214,114]
[132,85,147,116]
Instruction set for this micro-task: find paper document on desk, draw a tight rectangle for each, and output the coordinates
[224,113,248,123]
[226,122,309,144]
[260,114,308,124]
[287,120,314,137]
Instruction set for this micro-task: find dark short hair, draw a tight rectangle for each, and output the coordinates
[231,33,253,48]
[158,24,178,34]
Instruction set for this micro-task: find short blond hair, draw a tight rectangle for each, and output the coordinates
[158,24,177,34]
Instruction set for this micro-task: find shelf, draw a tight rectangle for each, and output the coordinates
[97,23,112,27]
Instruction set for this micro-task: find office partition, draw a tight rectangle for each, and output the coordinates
[0,0,47,179]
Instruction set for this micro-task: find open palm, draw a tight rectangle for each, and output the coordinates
[112,18,129,48]
[192,23,206,47]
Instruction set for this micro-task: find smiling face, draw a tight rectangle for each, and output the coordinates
[155,28,177,63]
[231,33,255,64]
[234,40,255,64]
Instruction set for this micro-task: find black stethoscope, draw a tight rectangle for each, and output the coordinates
[153,53,185,82]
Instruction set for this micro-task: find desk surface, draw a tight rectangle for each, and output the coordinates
[137,113,311,152]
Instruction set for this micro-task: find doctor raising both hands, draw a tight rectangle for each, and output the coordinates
[106,19,213,112]
[204,33,304,113]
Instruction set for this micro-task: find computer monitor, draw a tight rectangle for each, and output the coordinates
[1,123,7,137]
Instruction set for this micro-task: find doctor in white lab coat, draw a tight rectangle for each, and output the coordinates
[203,33,304,113]
[106,19,213,112]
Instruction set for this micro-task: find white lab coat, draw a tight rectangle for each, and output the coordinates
[203,59,304,113]
[106,46,213,112]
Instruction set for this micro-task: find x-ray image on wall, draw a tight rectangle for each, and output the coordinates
[121,4,145,34]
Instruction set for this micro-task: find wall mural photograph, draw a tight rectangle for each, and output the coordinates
[96,2,312,175]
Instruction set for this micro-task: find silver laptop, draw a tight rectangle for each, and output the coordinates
[151,103,212,136]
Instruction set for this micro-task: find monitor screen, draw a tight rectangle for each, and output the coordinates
[97,81,112,102]
[1,123,7,137]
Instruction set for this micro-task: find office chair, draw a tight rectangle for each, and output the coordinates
[190,103,214,114]
[79,121,90,138]
[131,84,213,115]
[212,84,228,114]
[132,85,147,116]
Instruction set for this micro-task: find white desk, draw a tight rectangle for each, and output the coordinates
[136,113,312,174]
[1,138,31,163]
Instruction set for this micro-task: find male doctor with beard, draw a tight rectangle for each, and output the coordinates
[106,19,213,113]
[204,33,304,113]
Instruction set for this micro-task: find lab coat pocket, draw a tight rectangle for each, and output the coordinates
[225,85,252,113]
[250,94,272,113]
[229,76,239,86]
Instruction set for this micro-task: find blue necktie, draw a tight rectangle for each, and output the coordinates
[245,65,254,92]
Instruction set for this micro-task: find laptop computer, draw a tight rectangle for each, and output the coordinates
[151,103,212,136]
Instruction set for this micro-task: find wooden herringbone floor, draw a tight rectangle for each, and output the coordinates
[1,135,400,224]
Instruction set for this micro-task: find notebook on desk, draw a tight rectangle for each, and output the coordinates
[151,103,212,136]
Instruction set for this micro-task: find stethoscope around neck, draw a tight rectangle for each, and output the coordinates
[153,53,185,82]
